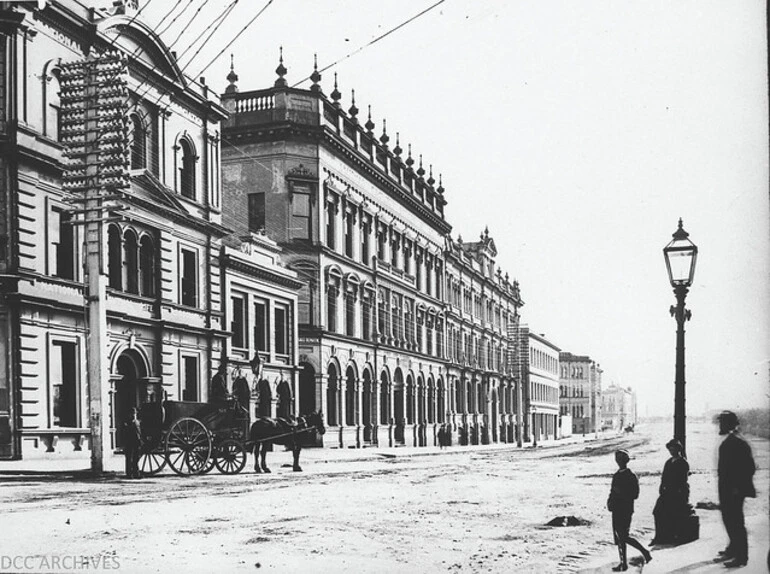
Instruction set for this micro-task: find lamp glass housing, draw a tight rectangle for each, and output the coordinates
[663,220,698,287]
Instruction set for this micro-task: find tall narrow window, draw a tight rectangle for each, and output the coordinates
[360,218,370,264]
[275,306,288,355]
[182,356,198,401]
[51,208,75,280]
[108,225,122,290]
[325,201,336,249]
[139,236,155,297]
[179,138,196,200]
[290,187,311,239]
[248,192,266,233]
[327,286,337,332]
[361,295,372,341]
[344,211,354,258]
[124,230,138,294]
[180,248,197,307]
[231,295,247,348]
[377,228,386,260]
[345,293,356,337]
[51,341,77,427]
[130,114,146,170]
[254,301,269,352]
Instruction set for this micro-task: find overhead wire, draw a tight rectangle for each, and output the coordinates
[291,0,447,87]
[176,0,240,69]
[156,0,196,37]
[166,0,213,50]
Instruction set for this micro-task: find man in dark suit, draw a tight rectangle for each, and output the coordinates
[717,410,756,568]
[122,407,143,479]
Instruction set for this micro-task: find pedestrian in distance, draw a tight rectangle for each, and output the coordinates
[715,410,756,568]
[607,449,652,571]
[210,361,229,404]
[122,407,143,479]
[437,424,447,449]
[651,438,690,545]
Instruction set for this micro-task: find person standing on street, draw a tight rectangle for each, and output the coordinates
[651,438,690,545]
[607,449,652,571]
[122,407,143,479]
[716,410,756,568]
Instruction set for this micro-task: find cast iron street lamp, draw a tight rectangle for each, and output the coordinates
[663,218,698,458]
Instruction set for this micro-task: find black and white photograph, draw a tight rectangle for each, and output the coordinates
[0,1,767,572]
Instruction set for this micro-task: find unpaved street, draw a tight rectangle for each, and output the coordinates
[1,420,767,573]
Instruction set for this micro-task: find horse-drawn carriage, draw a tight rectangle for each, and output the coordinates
[134,397,325,477]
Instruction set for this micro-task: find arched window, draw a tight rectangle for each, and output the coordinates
[139,235,155,297]
[44,64,61,141]
[124,230,138,294]
[108,225,122,289]
[178,138,196,199]
[326,364,339,426]
[130,113,146,170]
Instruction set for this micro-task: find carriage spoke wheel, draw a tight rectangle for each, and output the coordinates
[214,439,247,474]
[137,451,166,476]
[165,418,212,476]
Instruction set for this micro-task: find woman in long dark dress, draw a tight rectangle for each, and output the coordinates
[651,439,690,545]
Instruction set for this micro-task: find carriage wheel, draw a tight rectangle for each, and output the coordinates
[214,439,247,474]
[165,417,212,476]
[137,451,166,476]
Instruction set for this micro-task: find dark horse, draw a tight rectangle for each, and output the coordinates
[249,411,325,473]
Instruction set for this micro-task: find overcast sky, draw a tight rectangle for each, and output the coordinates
[140,0,769,418]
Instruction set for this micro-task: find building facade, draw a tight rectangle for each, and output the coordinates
[518,327,560,442]
[601,384,637,431]
[559,352,602,435]
[0,1,301,460]
[220,59,524,448]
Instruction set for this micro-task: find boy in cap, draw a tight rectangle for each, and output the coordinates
[607,449,652,571]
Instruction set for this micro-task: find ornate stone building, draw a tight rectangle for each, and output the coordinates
[559,352,603,435]
[220,58,524,448]
[0,1,301,460]
[601,384,637,431]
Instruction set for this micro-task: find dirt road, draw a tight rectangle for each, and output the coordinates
[1,420,767,573]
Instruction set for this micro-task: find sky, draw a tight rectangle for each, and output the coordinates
[136,0,769,418]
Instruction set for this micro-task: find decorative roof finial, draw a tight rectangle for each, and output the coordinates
[348,89,359,120]
[484,225,489,238]
[416,154,425,177]
[437,173,444,194]
[427,165,435,186]
[274,46,287,88]
[365,105,375,133]
[310,53,322,92]
[405,143,414,167]
[379,119,389,146]
[330,72,341,105]
[225,53,239,94]
[393,132,402,156]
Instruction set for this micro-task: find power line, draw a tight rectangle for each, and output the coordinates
[193,0,277,79]
[157,0,196,37]
[177,0,239,69]
[167,0,213,50]
[292,0,447,88]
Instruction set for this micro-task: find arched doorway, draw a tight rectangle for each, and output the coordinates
[114,350,147,449]
[276,380,292,419]
[298,363,316,415]
[362,369,372,443]
[256,379,272,417]
[326,363,339,426]
[491,387,499,443]
[393,369,404,444]
[344,366,356,427]
[417,375,426,446]
[437,377,445,424]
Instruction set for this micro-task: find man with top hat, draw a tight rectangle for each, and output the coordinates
[716,410,756,568]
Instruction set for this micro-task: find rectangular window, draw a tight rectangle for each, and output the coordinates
[50,208,75,280]
[231,294,247,348]
[327,287,337,332]
[275,306,288,355]
[182,355,198,401]
[248,193,266,233]
[51,341,78,427]
[344,211,354,258]
[254,301,269,352]
[360,219,370,265]
[290,189,311,240]
[325,201,336,249]
[180,248,198,307]
[345,294,356,337]
[377,228,386,260]
[361,297,371,341]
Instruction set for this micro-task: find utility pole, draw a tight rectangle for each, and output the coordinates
[60,52,129,474]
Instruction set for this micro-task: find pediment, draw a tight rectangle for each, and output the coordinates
[98,16,186,86]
